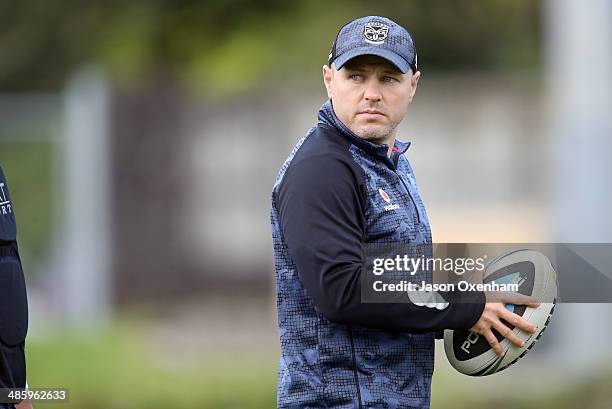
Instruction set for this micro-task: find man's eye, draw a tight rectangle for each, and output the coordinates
[350,74,363,81]
[383,76,398,83]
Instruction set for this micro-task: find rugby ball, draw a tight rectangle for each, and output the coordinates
[444,249,557,376]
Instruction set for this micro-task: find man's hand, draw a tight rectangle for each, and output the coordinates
[16,399,33,409]
[469,292,541,356]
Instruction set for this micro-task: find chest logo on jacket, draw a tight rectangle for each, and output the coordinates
[0,182,12,215]
[379,188,400,211]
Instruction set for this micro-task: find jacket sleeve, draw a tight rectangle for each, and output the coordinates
[278,154,485,333]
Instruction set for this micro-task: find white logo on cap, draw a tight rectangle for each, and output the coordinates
[364,23,389,45]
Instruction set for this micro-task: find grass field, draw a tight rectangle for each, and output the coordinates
[25,319,277,409]
[24,316,612,409]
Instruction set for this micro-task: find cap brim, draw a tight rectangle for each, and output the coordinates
[333,47,411,74]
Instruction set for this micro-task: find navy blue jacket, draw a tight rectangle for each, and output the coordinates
[0,165,28,392]
[271,101,484,408]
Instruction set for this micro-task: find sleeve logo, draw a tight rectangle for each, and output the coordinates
[0,182,12,215]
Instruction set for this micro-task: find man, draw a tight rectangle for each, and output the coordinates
[0,165,31,409]
[270,16,538,408]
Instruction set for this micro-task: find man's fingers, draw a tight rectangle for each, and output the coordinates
[491,318,525,348]
[500,309,537,334]
[482,330,503,356]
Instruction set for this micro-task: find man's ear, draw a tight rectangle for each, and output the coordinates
[408,70,421,102]
[322,64,334,99]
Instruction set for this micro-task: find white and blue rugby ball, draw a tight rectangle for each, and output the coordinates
[444,249,557,376]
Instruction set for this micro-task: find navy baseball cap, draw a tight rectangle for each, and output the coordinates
[328,16,418,74]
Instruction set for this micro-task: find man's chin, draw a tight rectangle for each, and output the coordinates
[353,125,390,143]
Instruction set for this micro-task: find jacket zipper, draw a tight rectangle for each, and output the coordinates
[348,325,363,409]
[394,170,421,224]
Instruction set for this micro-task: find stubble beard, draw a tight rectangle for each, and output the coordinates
[350,119,399,146]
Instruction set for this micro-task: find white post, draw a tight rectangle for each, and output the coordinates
[545,0,612,371]
[59,68,112,326]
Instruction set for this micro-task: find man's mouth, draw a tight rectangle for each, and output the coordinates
[358,109,386,117]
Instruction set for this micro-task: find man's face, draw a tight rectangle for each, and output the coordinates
[323,55,420,144]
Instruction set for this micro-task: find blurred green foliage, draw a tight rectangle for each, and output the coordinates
[0,0,541,94]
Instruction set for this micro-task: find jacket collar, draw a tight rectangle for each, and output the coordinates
[317,100,411,168]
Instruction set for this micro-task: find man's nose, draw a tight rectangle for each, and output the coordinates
[364,79,382,101]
